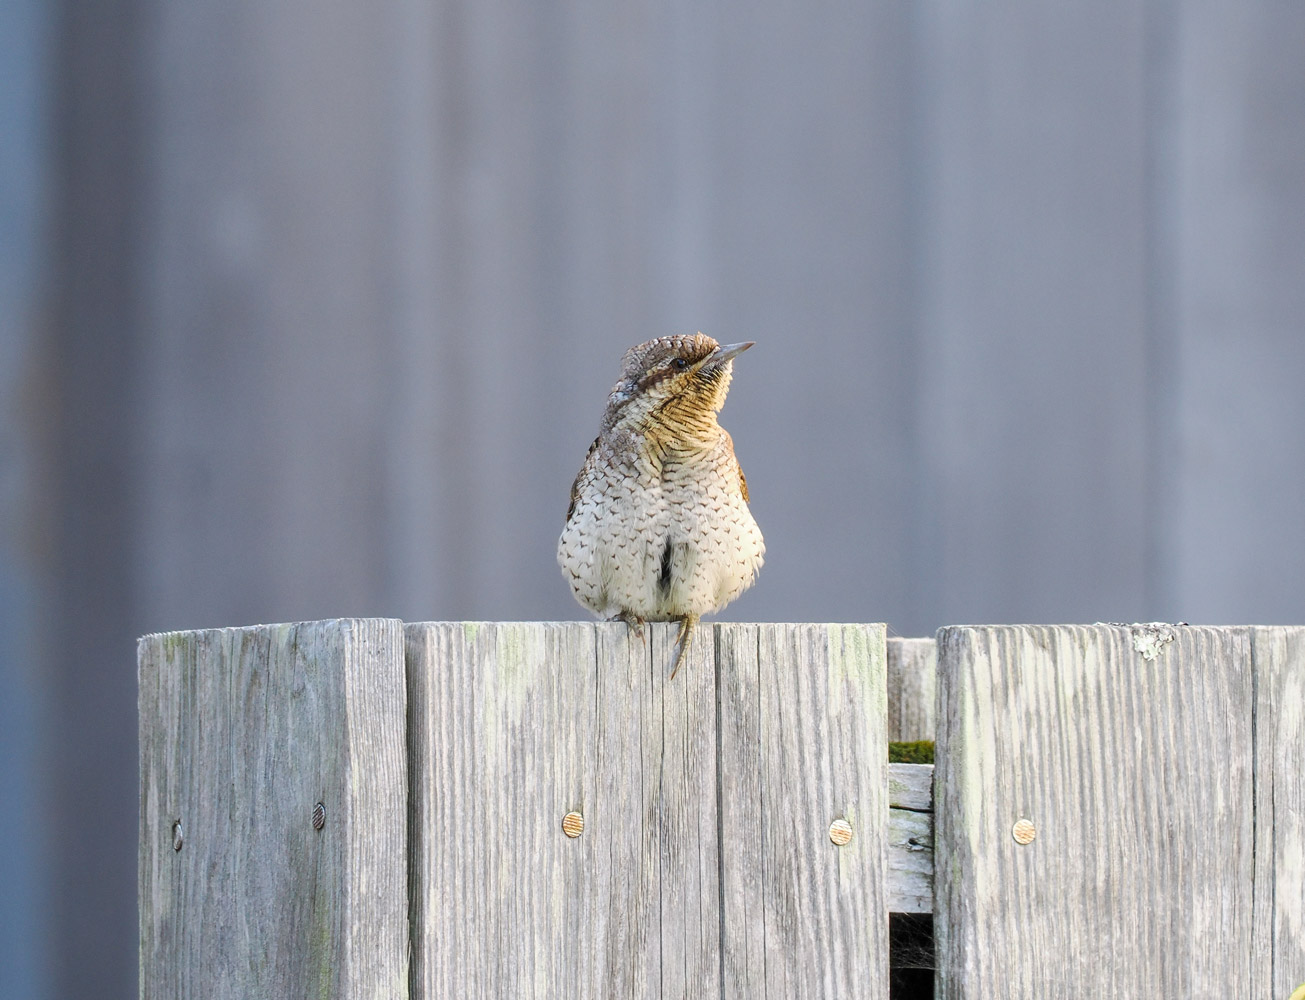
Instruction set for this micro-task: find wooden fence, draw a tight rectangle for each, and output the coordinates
[138,621,1304,999]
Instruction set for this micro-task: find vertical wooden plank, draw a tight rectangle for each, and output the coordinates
[644,622,721,998]
[717,623,889,999]
[716,622,760,994]
[406,620,719,1000]
[589,619,721,998]
[887,636,937,741]
[406,622,596,999]
[585,620,656,997]
[138,618,408,1000]
[1250,626,1305,997]
[935,624,1255,999]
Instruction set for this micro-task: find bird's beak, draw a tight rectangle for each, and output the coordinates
[703,341,755,369]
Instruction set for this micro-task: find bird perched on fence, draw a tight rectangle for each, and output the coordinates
[557,333,765,679]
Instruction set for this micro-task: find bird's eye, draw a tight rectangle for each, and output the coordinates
[672,357,689,370]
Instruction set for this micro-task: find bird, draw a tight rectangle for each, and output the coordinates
[557,333,765,679]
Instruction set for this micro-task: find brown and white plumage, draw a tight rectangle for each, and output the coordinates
[557,334,765,678]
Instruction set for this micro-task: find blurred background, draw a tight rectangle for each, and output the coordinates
[3,0,1303,995]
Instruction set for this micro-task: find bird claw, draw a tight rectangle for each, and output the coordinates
[668,614,699,680]
[607,612,698,678]
[610,611,647,645]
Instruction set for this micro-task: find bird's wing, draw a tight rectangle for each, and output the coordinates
[565,436,601,523]
[722,429,750,502]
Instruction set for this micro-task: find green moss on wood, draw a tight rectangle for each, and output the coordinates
[888,740,935,764]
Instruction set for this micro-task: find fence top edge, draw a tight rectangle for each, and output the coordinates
[137,617,405,645]
[139,620,1305,648]
[935,622,1302,635]
[141,619,893,636]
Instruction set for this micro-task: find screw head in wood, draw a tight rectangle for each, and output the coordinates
[312,802,326,832]
[562,811,584,838]
[171,820,184,852]
[828,818,853,846]
[1012,818,1036,845]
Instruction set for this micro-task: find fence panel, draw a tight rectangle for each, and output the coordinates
[405,621,889,1000]
[935,624,1256,999]
[138,619,409,1000]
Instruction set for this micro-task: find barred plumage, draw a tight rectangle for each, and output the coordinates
[557,334,765,678]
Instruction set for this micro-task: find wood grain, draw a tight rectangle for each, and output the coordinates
[888,762,933,813]
[406,621,889,999]
[935,624,1256,999]
[141,618,1304,994]
[138,619,408,1000]
[405,621,718,1000]
[887,637,937,741]
[1250,626,1305,997]
[407,622,593,997]
[717,623,888,998]
[887,763,933,914]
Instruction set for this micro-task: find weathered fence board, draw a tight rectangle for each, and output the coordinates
[406,621,889,1000]
[719,623,889,997]
[143,619,1300,997]
[887,763,933,914]
[138,619,409,1000]
[1250,626,1305,997]
[935,624,1259,999]
[406,621,624,998]
[886,636,937,742]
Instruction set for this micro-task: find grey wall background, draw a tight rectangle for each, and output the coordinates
[2,1,1302,996]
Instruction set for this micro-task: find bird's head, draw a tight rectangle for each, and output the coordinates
[601,333,754,435]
